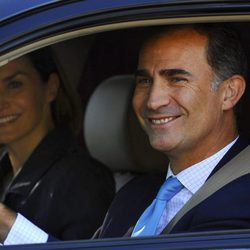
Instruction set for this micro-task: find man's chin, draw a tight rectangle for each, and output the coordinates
[149,137,176,153]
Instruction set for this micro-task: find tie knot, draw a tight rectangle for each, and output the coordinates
[156,177,183,201]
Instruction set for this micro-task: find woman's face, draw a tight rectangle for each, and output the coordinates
[0,56,58,146]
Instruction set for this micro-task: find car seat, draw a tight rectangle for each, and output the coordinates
[84,75,168,191]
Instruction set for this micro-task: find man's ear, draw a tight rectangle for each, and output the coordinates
[221,75,246,111]
[46,73,60,103]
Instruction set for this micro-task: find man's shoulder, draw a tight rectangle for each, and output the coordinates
[210,135,250,176]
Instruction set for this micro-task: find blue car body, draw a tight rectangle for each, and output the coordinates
[1,0,250,56]
[1,1,250,249]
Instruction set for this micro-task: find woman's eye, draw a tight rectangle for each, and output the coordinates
[7,80,23,89]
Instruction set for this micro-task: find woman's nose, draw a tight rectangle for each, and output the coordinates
[0,92,10,111]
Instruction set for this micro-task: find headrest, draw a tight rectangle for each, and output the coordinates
[84,75,168,173]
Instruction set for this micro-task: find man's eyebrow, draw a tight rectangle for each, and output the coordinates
[135,69,193,78]
[134,69,150,77]
[159,69,192,77]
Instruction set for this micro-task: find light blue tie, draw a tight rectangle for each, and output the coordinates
[132,177,183,237]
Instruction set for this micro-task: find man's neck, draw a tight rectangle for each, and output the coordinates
[169,135,239,175]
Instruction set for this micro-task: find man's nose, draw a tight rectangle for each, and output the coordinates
[146,81,171,110]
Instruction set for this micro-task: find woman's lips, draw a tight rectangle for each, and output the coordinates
[0,114,19,125]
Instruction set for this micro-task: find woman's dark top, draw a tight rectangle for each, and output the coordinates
[0,127,115,240]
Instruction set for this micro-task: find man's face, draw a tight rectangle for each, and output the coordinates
[133,28,228,160]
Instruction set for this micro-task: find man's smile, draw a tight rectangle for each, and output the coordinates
[149,116,180,125]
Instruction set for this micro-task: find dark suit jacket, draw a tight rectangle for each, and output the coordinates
[0,127,115,240]
[98,136,250,238]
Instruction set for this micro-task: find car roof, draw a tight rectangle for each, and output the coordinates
[0,0,60,22]
[0,0,233,23]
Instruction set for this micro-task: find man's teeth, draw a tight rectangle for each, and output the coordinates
[151,117,175,125]
[0,115,18,124]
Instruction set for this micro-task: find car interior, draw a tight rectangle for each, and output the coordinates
[47,23,250,192]
[3,12,250,248]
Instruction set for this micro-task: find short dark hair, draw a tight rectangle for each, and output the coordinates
[194,23,247,88]
[141,23,248,88]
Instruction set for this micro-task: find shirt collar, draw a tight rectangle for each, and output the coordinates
[167,136,238,194]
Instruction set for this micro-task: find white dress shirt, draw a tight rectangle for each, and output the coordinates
[4,138,238,245]
[156,137,238,234]
[4,214,48,245]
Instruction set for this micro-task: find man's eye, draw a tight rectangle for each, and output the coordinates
[170,77,187,84]
[7,80,23,89]
[136,77,152,85]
